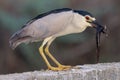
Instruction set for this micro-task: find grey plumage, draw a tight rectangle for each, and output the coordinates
[9,28,32,49]
[9,9,74,49]
[9,8,105,50]
[9,8,107,67]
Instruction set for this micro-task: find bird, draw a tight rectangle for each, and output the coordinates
[9,8,106,71]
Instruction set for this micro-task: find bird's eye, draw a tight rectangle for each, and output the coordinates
[85,16,90,20]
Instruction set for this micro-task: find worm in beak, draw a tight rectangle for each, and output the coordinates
[92,21,107,63]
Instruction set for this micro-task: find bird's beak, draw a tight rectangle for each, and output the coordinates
[91,21,108,46]
[91,21,106,34]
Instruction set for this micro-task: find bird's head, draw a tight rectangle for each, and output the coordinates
[84,14,106,34]
[75,10,108,62]
[74,10,107,34]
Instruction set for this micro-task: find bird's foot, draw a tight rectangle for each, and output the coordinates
[58,65,71,70]
[48,65,71,71]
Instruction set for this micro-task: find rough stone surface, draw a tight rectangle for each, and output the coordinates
[0,62,120,80]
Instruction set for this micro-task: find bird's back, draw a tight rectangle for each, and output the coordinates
[9,9,74,49]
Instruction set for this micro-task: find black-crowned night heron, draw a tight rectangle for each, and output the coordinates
[9,8,106,71]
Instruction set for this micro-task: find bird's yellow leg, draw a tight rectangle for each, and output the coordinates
[39,38,52,69]
[39,37,68,71]
[45,38,71,70]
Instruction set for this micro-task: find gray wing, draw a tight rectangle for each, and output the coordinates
[9,11,73,49]
[35,11,74,38]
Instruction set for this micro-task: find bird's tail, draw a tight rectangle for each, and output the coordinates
[9,29,32,49]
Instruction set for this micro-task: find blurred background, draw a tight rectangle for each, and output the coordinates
[0,0,120,74]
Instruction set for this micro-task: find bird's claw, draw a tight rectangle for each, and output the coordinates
[48,65,71,71]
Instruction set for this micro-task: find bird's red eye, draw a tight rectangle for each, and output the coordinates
[85,16,90,20]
